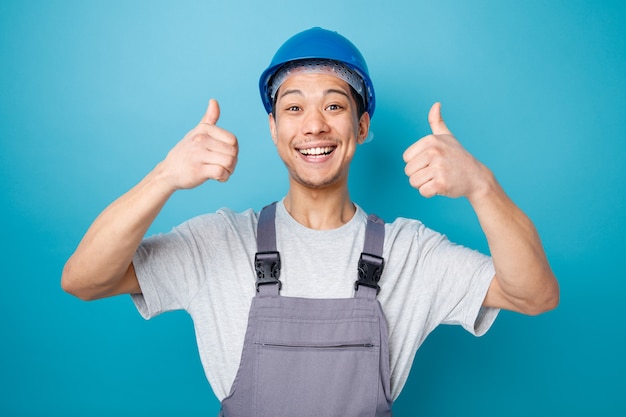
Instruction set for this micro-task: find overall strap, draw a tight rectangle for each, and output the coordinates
[362,214,385,257]
[355,214,386,299]
[254,202,386,298]
[255,202,282,295]
[257,202,278,252]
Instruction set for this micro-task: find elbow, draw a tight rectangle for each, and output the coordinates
[60,261,77,296]
[61,260,98,301]
[523,294,559,316]
[522,280,560,316]
[492,271,560,316]
[545,285,560,312]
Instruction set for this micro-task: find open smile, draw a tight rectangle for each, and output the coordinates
[297,146,336,157]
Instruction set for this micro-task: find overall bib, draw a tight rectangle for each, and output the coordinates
[220,203,393,417]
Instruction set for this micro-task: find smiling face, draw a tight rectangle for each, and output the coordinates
[269,72,370,192]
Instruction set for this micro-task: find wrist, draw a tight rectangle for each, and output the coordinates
[145,162,179,198]
[467,165,500,206]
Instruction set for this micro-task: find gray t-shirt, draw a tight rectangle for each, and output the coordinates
[132,200,498,401]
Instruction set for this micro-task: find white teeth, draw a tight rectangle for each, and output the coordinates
[300,147,333,156]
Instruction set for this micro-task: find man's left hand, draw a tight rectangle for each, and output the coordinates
[403,102,489,201]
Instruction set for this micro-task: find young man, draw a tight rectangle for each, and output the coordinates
[62,27,558,415]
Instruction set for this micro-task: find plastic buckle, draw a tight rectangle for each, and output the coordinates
[355,252,384,294]
[255,251,282,291]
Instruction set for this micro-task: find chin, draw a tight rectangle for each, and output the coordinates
[291,172,347,190]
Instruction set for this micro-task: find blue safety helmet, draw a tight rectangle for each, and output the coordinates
[259,27,376,117]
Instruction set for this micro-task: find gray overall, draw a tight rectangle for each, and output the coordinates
[220,203,393,417]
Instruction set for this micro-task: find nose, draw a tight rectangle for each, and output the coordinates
[302,108,330,136]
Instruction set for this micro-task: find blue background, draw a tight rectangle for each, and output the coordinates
[1,0,625,416]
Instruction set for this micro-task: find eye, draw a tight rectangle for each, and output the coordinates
[326,104,342,111]
[286,105,301,112]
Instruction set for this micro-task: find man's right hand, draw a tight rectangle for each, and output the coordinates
[158,99,239,190]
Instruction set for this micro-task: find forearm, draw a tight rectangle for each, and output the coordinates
[62,100,238,300]
[62,164,174,300]
[404,102,558,314]
[470,168,559,315]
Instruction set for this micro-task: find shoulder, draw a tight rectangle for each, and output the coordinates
[381,216,477,268]
[140,207,259,251]
[182,207,259,232]
[384,216,439,243]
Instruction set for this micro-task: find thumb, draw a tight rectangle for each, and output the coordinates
[428,102,452,135]
[200,98,220,125]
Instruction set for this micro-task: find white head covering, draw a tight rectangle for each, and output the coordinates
[269,59,366,105]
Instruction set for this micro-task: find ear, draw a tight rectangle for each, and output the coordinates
[268,113,278,145]
[357,112,371,145]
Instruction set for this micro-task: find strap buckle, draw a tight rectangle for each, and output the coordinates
[255,251,282,291]
[355,252,384,294]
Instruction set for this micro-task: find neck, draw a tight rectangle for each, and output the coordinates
[283,185,356,230]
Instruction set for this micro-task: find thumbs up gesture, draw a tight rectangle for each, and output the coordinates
[159,99,239,190]
[403,102,489,200]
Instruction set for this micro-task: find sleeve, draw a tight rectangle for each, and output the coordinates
[130,218,208,320]
[417,224,499,336]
